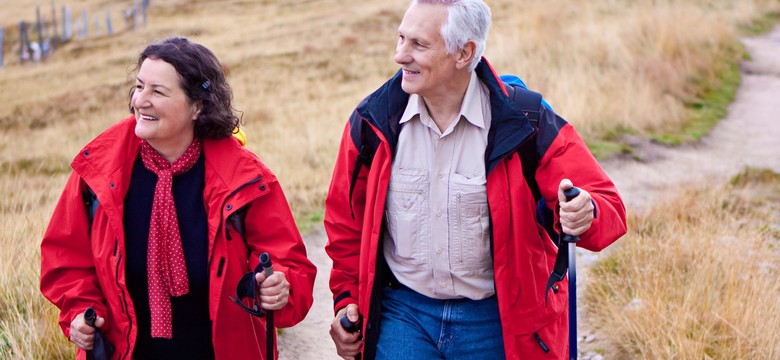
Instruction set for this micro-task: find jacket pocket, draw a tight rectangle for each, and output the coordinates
[449,173,490,271]
[511,314,568,359]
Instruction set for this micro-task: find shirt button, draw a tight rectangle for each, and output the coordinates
[436,248,443,255]
[434,135,440,140]
[436,210,442,217]
[437,173,444,179]
[440,282,447,288]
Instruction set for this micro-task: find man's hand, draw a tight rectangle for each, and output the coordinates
[69,312,105,350]
[329,303,362,360]
[558,179,594,236]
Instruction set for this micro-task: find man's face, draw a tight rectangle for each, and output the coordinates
[394,3,460,99]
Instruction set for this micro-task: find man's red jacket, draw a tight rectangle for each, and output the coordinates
[324,59,626,359]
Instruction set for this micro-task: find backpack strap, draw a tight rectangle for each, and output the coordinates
[505,84,542,202]
[504,83,568,305]
[82,185,99,236]
[348,125,379,219]
[226,205,249,241]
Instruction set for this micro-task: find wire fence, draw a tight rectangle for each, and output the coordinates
[1,0,150,69]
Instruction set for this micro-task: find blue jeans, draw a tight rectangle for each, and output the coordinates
[375,285,506,360]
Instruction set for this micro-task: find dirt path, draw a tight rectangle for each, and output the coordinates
[573,26,780,360]
[601,27,780,213]
[277,27,780,360]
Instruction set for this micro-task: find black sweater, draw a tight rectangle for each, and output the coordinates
[124,153,215,359]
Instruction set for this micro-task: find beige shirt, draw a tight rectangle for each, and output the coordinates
[383,71,494,300]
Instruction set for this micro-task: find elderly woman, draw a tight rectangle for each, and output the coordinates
[40,37,316,359]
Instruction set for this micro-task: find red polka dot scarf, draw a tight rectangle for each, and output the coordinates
[140,138,202,339]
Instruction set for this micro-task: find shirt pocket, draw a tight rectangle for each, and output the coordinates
[449,173,490,271]
[386,168,429,263]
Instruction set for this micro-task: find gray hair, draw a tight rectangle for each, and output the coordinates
[411,0,492,71]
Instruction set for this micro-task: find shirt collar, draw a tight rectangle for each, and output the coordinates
[460,70,486,129]
[399,93,421,125]
[399,71,487,130]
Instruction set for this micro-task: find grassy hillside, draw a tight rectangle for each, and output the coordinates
[1,0,778,222]
[0,0,778,358]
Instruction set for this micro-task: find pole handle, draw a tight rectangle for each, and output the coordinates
[84,307,97,327]
[562,187,581,243]
[339,313,361,333]
[260,252,274,277]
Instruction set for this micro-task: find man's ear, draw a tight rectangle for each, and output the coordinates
[456,41,477,70]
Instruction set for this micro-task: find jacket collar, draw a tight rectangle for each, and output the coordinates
[72,116,267,204]
[355,57,536,174]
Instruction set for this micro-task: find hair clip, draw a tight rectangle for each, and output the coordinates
[201,80,211,91]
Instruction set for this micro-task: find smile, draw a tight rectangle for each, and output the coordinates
[403,69,420,75]
[140,114,159,121]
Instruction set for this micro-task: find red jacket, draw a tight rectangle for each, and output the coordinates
[324,59,626,359]
[40,116,316,360]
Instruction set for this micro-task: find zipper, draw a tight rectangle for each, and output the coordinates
[534,332,550,353]
[215,176,264,245]
[211,175,264,280]
[456,193,462,263]
[113,239,132,360]
[216,257,226,277]
[388,187,423,195]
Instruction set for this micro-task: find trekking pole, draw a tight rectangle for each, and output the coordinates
[260,252,275,360]
[84,307,114,360]
[562,187,580,360]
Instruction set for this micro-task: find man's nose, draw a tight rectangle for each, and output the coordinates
[394,44,410,64]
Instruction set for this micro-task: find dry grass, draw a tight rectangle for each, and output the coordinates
[0,172,74,358]
[1,0,779,358]
[586,168,780,359]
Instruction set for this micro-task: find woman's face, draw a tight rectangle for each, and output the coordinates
[132,58,200,155]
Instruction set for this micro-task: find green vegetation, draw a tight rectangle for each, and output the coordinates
[651,60,743,145]
[742,11,780,34]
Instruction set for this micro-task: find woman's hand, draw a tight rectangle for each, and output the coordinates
[255,271,290,311]
[69,312,105,350]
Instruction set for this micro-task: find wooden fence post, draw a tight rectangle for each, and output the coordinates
[62,5,72,41]
[106,8,113,35]
[19,21,29,63]
[0,28,4,69]
[36,5,44,58]
[94,14,101,36]
[133,0,138,30]
[51,0,59,41]
[80,9,88,38]
[142,0,149,27]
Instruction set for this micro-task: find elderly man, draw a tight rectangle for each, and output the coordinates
[325,1,627,359]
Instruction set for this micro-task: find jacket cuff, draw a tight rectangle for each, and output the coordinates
[333,291,357,315]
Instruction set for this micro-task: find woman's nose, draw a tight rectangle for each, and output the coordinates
[132,89,148,109]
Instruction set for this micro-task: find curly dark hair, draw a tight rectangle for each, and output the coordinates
[128,36,240,140]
